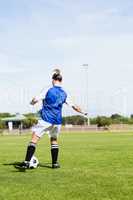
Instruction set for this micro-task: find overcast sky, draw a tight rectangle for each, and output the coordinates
[0,0,133,116]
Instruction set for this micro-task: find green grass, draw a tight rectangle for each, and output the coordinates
[1,132,133,200]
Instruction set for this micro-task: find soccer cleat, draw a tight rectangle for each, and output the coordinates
[52,163,60,169]
[15,161,29,170]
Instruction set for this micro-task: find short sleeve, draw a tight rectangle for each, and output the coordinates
[65,94,75,107]
[34,93,45,101]
[34,87,49,101]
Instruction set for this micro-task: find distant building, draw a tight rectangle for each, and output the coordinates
[2,113,26,131]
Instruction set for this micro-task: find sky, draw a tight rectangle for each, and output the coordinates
[0,0,133,116]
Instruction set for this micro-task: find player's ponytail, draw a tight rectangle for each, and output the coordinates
[52,69,62,82]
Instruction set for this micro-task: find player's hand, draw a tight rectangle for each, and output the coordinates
[30,100,34,105]
[84,113,88,116]
[30,98,38,105]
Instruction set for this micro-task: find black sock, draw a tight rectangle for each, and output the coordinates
[25,142,36,162]
[51,144,59,164]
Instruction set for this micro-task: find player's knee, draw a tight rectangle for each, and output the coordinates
[31,132,40,144]
[50,137,57,144]
[28,142,37,147]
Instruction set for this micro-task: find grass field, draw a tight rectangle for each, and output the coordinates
[0,132,133,200]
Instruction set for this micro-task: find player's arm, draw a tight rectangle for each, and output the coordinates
[71,105,87,116]
[30,97,38,105]
[30,92,45,105]
[65,95,87,116]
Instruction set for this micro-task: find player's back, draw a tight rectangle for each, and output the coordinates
[40,86,67,124]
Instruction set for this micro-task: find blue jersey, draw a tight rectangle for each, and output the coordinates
[39,86,67,125]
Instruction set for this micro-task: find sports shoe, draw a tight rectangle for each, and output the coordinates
[15,161,29,170]
[52,163,60,169]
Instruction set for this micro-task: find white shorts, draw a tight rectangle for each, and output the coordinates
[32,120,61,138]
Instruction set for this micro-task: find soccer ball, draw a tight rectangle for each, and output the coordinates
[29,156,39,169]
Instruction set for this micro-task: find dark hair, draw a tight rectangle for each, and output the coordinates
[52,73,62,82]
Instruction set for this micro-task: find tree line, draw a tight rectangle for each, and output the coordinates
[0,113,133,129]
[0,113,37,130]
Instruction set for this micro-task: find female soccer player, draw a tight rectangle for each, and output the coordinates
[16,69,87,169]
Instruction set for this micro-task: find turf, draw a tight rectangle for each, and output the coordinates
[0,132,133,200]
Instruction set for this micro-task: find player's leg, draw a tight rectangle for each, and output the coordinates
[15,120,49,169]
[51,137,60,168]
[15,132,40,169]
[50,125,61,168]
[25,133,40,163]
[24,120,52,164]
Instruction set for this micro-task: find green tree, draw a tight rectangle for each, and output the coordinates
[62,115,87,125]
[24,113,37,118]
[0,120,5,134]
[22,117,38,129]
[90,118,97,125]
[130,115,133,119]
[0,113,14,119]
[111,114,122,119]
[96,116,111,128]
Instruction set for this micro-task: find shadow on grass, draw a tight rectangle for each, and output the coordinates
[3,162,27,172]
[3,162,52,172]
[3,162,52,168]
[3,162,21,166]
[39,163,52,169]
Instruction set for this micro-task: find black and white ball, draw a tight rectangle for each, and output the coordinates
[29,156,39,169]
